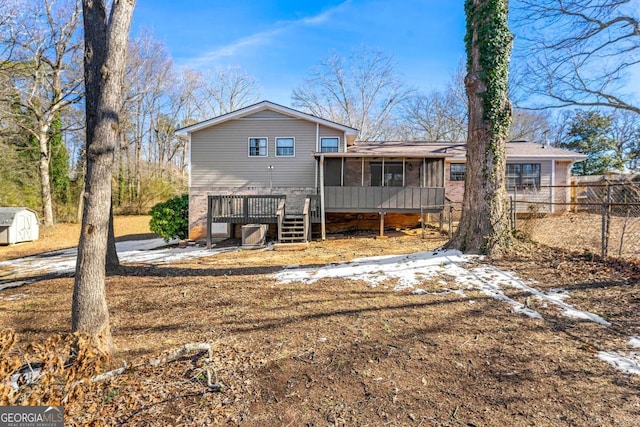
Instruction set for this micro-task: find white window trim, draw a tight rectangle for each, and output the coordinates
[248,137,268,157]
[320,137,340,153]
[275,137,295,157]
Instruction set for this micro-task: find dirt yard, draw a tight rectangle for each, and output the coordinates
[0,215,153,262]
[1,216,639,426]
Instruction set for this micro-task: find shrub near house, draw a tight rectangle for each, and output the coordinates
[149,194,189,242]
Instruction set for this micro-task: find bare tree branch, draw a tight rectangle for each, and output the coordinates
[291,46,412,141]
[513,0,640,113]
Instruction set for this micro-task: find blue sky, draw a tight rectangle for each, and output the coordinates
[131,0,466,106]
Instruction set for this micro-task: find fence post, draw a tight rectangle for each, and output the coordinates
[509,196,515,231]
[601,182,611,259]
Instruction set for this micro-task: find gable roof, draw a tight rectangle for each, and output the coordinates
[175,100,359,136]
[345,140,587,162]
[0,207,37,226]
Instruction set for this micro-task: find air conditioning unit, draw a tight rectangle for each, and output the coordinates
[241,224,267,247]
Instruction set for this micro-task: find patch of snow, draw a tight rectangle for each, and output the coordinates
[10,366,43,390]
[598,351,640,376]
[561,308,611,326]
[628,337,640,348]
[460,266,543,319]
[469,266,611,327]
[0,238,232,289]
[544,289,571,302]
[274,249,472,289]
[274,249,612,327]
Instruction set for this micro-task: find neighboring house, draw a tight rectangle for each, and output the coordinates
[177,101,585,245]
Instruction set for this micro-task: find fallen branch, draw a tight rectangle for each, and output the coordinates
[149,343,211,367]
[91,362,129,383]
[90,342,226,391]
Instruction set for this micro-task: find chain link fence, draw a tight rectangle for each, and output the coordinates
[511,176,640,259]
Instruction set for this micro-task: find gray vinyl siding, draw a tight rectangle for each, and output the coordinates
[243,110,292,119]
[191,118,339,188]
[507,158,553,213]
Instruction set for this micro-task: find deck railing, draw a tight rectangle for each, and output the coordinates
[208,195,286,223]
[323,186,445,213]
[306,194,320,223]
[276,198,286,242]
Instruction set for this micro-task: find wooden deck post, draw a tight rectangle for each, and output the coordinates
[206,196,212,249]
[379,211,385,237]
[320,155,326,240]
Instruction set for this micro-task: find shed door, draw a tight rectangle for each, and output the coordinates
[16,214,32,241]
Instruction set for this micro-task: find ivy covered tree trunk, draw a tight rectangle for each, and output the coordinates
[72,0,135,353]
[448,0,513,256]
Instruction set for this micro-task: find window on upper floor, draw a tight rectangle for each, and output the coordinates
[248,137,267,157]
[506,163,541,189]
[449,163,466,181]
[275,137,295,157]
[320,137,339,153]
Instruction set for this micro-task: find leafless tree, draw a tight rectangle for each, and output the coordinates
[509,109,551,142]
[0,0,83,225]
[399,67,467,142]
[73,0,135,353]
[512,0,639,114]
[292,47,412,141]
[198,66,261,117]
[609,109,640,170]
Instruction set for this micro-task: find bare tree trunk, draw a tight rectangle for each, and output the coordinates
[72,0,135,353]
[448,0,513,256]
[37,126,54,225]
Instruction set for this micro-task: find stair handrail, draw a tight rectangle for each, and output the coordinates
[302,197,311,243]
[276,199,286,242]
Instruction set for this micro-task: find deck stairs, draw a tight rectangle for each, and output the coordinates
[279,214,306,243]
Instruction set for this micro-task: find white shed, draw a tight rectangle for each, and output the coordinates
[0,207,39,245]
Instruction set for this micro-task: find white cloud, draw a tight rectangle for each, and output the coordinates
[189,1,350,66]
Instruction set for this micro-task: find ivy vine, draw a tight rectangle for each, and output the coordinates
[464,0,513,141]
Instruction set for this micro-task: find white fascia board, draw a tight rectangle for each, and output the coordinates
[176,101,358,136]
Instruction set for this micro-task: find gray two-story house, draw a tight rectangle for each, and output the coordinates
[176,101,448,245]
[177,100,585,246]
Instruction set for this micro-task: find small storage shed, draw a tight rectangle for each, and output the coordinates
[0,207,39,245]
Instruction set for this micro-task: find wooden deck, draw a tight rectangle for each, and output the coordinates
[207,195,286,224]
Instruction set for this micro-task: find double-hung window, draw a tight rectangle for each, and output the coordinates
[320,137,339,153]
[506,163,541,189]
[449,163,466,181]
[275,137,295,157]
[248,137,267,157]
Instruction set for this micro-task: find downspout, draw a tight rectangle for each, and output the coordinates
[402,158,405,187]
[315,123,319,189]
[320,155,326,240]
[550,159,556,214]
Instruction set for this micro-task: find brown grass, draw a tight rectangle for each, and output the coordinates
[0,216,152,261]
[1,218,639,425]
